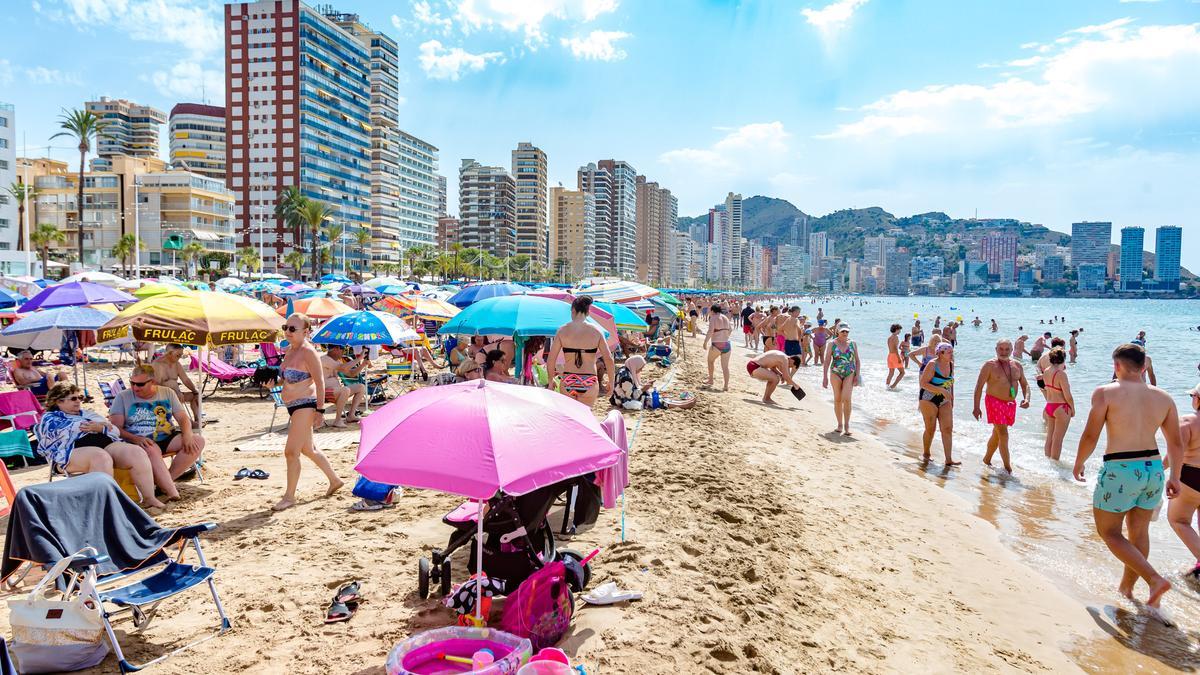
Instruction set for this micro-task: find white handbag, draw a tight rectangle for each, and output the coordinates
[7,549,110,673]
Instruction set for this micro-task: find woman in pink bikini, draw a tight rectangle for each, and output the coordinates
[703,305,733,391]
[1042,347,1075,460]
[547,295,613,407]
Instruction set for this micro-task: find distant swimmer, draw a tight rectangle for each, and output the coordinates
[972,317,982,327]
[1069,330,1079,364]
[1074,343,1182,612]
[1168,383,1200,580]
[746,350,803,405]
[1014,334,1030,360]
[990,319,999,332]
[973,339,1030,474]
[886,323,906,389]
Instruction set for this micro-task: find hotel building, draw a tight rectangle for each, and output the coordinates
[1119,226,1144,291]
[0,103,17,255]
[549,186,595,279]
[634,176,677,284]
[1071,221,1112,270]
[512,142,548,265]
[169,103,227,180]
[1155,226,1182,290]
[85,97,166,172]
[458,159,515,256]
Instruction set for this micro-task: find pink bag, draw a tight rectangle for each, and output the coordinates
[499,561,574,651]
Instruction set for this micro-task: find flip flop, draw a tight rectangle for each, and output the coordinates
[790,386,807,401]
[333,581,361,604]
[351,499,386,512]
[248,469,270,480]
[234,467,251,480]
[581,581,642,605]
[324,600,357,624]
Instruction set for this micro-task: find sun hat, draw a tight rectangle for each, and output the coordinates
[936,343,954,353]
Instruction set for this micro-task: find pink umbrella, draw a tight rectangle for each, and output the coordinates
[356,379,621,616]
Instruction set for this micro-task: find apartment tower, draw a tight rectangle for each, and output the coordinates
[512,142,548,265]
[1119,226,1144,291]
[549,186,595,279]
[0,103,16,255]
[458,159,515,256]
[85,97,166,172]
[576,163,612,273]
[1155,226,1182,290]
[725,192,742,284]
[635,176,676,284]
[168,103,226,180]
[598,160,637,278]
[1071,221,1112,270]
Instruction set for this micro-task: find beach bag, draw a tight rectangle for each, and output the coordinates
[352,475,397,504]
[8,549,109,673]
[499,561,574,651]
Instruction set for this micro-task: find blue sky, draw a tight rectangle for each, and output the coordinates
[2,0,1199,269]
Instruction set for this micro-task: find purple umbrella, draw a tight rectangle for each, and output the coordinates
[19,281,136,312]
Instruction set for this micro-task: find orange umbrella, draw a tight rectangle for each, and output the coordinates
[375,294,460,322]
[278,297,355,320]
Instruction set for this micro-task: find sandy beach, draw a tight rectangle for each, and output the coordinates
[0,335,1160,673]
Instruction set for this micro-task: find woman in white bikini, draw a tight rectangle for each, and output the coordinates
[547,296,614,407]
[275,313,344,511]
[703,305,733,391]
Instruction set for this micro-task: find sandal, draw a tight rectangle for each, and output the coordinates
[333,581,362,604]
[351,499,389,512]
[234,468,251,480]
[248,469,270,480]
[324,600,357,624]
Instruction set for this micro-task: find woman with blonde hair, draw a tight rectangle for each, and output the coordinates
[35,383,166,510]
[275,313,344,511]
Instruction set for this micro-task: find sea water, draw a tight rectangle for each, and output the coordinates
[777,296,1200,642]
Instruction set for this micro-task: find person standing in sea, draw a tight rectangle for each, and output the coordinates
[918,342,958,466]
[1042,347,1075,461]
[1068,330,1079,364]
[885,323,906,389]
[973,339,1030,474]
[1074,344,1182,612]
[1167,383,1200,580]
[822,325,861,436]
[910,319,924,348]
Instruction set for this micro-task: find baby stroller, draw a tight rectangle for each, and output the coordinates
[418,477,594,600]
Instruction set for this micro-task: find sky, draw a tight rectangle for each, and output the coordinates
[2,0,1199,269]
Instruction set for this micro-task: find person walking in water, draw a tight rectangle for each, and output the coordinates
[1167,383,1200,580]
[702,304,733,391]
[918,342,958,466]
[1074,343,1182,613]
[1042,347,1075,461]
[822,325,860,436]
[973,339,1029,473]
[886,323,906,389]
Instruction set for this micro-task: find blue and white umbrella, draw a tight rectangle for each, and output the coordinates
[312,310,419,346]
[321,273,353,284]
[0,288,26,309]
[447,281,527,309]
[1,306,116,334]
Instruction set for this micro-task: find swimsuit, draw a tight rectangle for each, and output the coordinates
[887,352,903,369]
[1094,450,1163,513]
[1182,465,1200,493]
[1042,370,1070,417]
[561,373,598,393]
[562,345,598,368]
[746,361,761,376]
[784,339,801,356]
[286,397,318,416]
[911,333,923,347]
[282,367,312,383]
[829,341,857,379]
[712,342,731,354]
[984,393,1016,426]
[919,362,953,407]
[776,335,786,352]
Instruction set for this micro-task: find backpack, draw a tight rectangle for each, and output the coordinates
[499,560,574,651]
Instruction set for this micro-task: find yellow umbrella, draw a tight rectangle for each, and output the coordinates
[133,283,191,300]
[97,290,283,347]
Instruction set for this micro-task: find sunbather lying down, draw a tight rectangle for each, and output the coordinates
[609,356,697,411]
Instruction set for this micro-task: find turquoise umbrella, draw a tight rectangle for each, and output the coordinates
[593,301,648,331]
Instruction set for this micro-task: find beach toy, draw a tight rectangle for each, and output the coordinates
[530,648,570,664]
[913,313,919,318]
[386,626,531,675]
[517,662,574,675]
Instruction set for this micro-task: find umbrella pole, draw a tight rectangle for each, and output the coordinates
[197,346,206,434]
[475,499,484,621]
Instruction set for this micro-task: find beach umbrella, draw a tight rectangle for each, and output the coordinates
[594,300,649,331]
[572,280,660,303]
[320,273,352,284]
[185,281,212,291]
[20,281,136,312]
[0,276,42,299]
[373,284,410,296]
[447,281,527,309]
[0,288,26,309]
[59,271,127,288]
[1,306,125,393]
[356,379,622,618]
[343,284,379,296]
[133,283,190,300]
[214,277,244,291]
[277,297,355,320]
[622,296,679,319]
[312,310,419,346]
[375,294,460,322]
[365,276,404,289]
[656,290,683,307]
[241,281,286,295]
[438,294,606,338]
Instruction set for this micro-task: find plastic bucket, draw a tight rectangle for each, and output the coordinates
[517,662,574,675]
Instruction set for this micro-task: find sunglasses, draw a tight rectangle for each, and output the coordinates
[129,380,152,387]
[284,325,303,333]
[64,395,84,402]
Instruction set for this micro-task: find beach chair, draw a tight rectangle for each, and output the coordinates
[99,377,127,409]
[266,386,287,434]
[193,352,256,397]
[0,390,42,434]
[1,475,231,674]
[258,341,284,367]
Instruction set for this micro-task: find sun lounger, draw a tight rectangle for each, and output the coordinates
[192,352,257,396]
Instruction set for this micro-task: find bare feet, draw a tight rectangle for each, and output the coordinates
[834,426,843,434]
[1147,576,1172,607]
[843,429,852,436]
[344,416,361,424]
[325,479,346,497]
[272,498,295,512]
[1118,578,1136,600]
[762,398,778,406]
[921,453,931,463]
[330,419,347,428]
[945,457,962,466]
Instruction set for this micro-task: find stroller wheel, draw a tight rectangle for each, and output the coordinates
[558,549,591,591]
[418,557,431,599]
[439,559,452,598]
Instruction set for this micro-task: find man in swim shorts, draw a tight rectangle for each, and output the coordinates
[746,350,803,405]
[780,306,803,357]
[1029,331,1050,363]
[1074,343,1182,611]
[972,339,1029,473]
[886,323,905,389]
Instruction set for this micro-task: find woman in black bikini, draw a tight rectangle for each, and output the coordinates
[275,313,344,511]
[547,296,613,407]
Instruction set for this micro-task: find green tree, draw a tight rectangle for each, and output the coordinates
[284,250,307,280]
[324,223,344,276]
[274,186,307,250]
[50,108,110,265]
[237,246,262,275]
[511,254,531,282]
[296,199,334,281]
[180,241,206,278]
[5,181,36,254]
[30,223,67,277]
[109,233,145,276]
[353,228,372,276]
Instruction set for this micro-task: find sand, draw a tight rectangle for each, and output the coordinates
[0,340,1130,673]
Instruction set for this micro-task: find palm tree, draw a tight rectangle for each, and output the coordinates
[180,241,206,278]
[284,250,306,280]
[109,233,145,276]
[5,181,36,254]
[318,248,332,276]
[50,108,110,265]
[324,223,344,276]
[30,223,67,276]
[553,257,568,283]
[237,246,262,276]
[274,186,307,250]
[296,199,334,281]
[353,228,372,277]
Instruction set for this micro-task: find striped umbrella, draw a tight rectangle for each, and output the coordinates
[376,294,461,322]
[277,297,355,320]
[572,280,660,303]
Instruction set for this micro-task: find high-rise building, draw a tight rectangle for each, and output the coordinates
[1155,226,1182,290]
[808,231,830,281]
[961,259,989,288]
[791,215,811,250]
[511,142,548,265]
[1119,226,1144,291]
[863,235,896,268]
[635,177,676,284]
[773,244,807,292]
[1071,221,1112,270]
[436,175,448,217]
[458,159,514,256]
[979,233,1017,280]
[1034,243,1059,267]
[910,256,943,282]
[436,216,459,250]
[597,160,637,278]
[742,239,764,289]
[725,192,742,284]
[548,187,594,279]
[224,1,373,275]
[85,97,166,172]
[394,130,439,254]
[168,104,226,180]
[1042,255,1064,283]
[884,250,911,295]
[667,229,694,286]
[1078,263,1107,292]
[0,103,17,257]
[576,163,612,274]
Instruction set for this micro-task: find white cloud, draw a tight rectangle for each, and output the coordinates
[560,30,630,61]
[146,60,223,102]
[1069,17,1134,35]
[25,66,82,86]
[0,60,13,87]
[439,0,620,45]
[802,0,869,40]
[418,40,505,80]
[660,122,792,172]
[50,0,222,57]
[822,22,1200,139]
[394,1,453,34]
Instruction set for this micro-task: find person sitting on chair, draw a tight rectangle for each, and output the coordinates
[109,364,204,502]
[152,344,202,424]
[36,383,166,510]
[11,350,68,398]
[321,344,368,426]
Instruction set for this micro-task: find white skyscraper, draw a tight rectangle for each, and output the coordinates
[0,103,17,257]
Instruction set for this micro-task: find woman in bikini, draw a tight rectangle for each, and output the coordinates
[1041,346,1075,460]
[917,343,959,465]
[822,325,861,435]
[702,305,733,391]
[275,313,344,511]
[547,295,613,407]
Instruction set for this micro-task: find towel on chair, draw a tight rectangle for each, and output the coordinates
[596,411,629,509]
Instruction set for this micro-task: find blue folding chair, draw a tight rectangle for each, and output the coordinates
[267,386,287,433]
